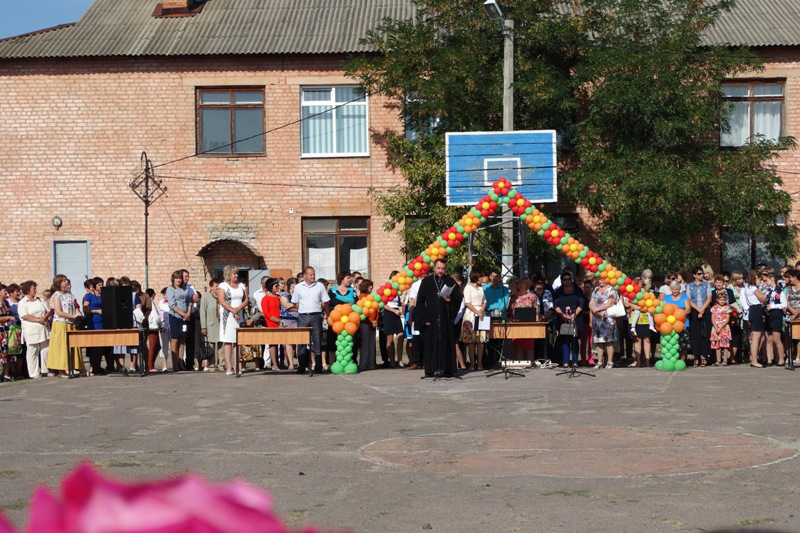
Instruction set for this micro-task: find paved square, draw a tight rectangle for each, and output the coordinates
[2,367,800,533]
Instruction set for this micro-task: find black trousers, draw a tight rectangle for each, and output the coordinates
[689,308,712,360]
[411,333,424,366]
[297,312,323,372]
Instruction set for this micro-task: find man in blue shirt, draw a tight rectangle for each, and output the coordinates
[484,270,510,319]
[483,270,509,368]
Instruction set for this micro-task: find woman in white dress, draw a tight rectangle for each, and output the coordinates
[218,265,248,376]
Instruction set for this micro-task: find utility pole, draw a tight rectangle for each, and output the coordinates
[130,152,167,290]
[502,18,515,280]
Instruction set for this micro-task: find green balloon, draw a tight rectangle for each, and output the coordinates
[525,207,534,215]
[344,363,358,374]
[674,360,687,371]
[579,250,587,258]
[480,216,486,222]
[371,291,380,300]
[422,255,430,263]
[655,305,663,313]
[655,360,664,371]
[378,302,384,309]
[575,258,582,264]
[391,282,399,289]
[446,246,453,252]
[662,360,675,372]
[490,192,499,201]
[508,189,518,198]
[542,222,551,230]
[360,313,367,320]
[456,224,464,233]
[519,213,528,221]
[352,305,361,313]
[560,237,568,245]
[538,229,545,236]
[331,362,344,374]
[598,264,606,272]
[500,197,509,205]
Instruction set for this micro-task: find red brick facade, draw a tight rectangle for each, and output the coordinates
[0,54,407,290]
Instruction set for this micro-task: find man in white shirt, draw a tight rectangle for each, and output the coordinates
[291,266,330,374]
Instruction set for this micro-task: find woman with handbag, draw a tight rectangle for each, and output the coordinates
[555,273,584,367]
[47,275,85,377]
[589,277,621,369]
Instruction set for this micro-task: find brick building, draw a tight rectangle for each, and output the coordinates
[2,0,800,298]
[0,0,414,299]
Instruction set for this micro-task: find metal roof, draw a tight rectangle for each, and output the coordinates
[702,0,800,47]
[0,0,417,59]
[1,0,799,59]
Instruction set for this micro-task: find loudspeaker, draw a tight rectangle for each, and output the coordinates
[513,307,537,322]
[101,286,133,329]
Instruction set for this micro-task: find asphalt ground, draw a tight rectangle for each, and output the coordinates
[2,364,800,533]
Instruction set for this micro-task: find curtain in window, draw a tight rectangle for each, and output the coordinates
[306,236,336,281]
[753,102,782,142]
[720,101,750,147]
[302,106,333,155]
[336,105,367,154]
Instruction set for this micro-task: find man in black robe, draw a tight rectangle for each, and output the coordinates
[416,259,463,377]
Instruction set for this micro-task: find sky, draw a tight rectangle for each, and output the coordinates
[0,0,94,39]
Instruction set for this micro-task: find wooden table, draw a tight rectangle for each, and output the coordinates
[234,327,312,377]
[67,329,143,377]
[790,320,800,340]
[489,321,548,340]
[237,327,311,346]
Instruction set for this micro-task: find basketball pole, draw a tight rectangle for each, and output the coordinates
[501,18,515,281]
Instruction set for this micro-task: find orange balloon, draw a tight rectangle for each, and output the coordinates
[327,316,334,326]
[659,321,673,335]
[662,303,676,316]
[673,321,685,333]
[673,309,686,322]
[561,245,571,253]
[348,312,360,324]
[344,321,358,335]
[654,313,667,326]
[330,310,342,323]
[340,304,352,315]
[332,321,345,334]
[534,223,542,231]
[647,306,656,315]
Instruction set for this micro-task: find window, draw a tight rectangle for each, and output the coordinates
[720,81,783,147]
[197,88,265,155]
[722,231,785,273]
[301,87,368,156]
[302,218,369,280]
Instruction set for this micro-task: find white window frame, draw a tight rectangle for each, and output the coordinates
[300,86,370,158]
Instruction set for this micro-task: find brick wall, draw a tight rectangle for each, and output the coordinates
[0,54,407,289]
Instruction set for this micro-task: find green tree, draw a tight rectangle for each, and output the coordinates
[348,0,798,274]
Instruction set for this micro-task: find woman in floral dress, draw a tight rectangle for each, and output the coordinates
[589,278,619,368]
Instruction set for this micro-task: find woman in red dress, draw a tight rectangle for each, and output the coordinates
[261,279,283,371]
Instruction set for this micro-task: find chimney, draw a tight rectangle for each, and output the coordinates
[155,0,206,17]
[162,0,190,9]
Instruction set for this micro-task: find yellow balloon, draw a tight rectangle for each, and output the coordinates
[626,284,634,292]
[448,232,456,240]
[341,315,349,323]
[482,202,490,210]
[533,216,541,223]
[551,230,559,238]
[667,315,676,324]
[569,244,577,252]
[589,258,597,265]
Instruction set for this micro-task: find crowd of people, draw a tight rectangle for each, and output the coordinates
[2,260,799,382]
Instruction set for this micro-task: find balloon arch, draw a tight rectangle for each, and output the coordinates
[327,177,686,374]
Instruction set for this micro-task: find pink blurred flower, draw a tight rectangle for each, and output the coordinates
[5,463,328,533]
